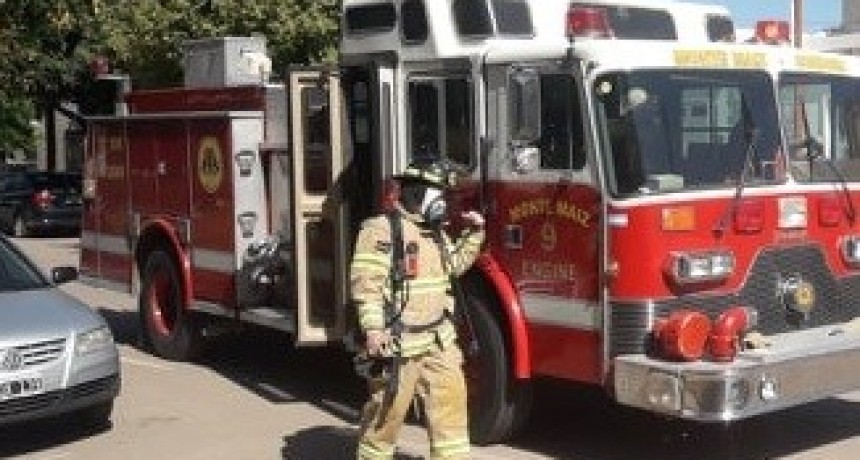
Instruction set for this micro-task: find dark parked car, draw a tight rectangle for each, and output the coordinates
[0,172,82,237]
[0,236,120,427]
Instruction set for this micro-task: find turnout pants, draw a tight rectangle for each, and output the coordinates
[356,345,470,459]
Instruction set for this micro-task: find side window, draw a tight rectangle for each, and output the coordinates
[302,87,332,193]
[407,76,475,167]
[539,74,585,170]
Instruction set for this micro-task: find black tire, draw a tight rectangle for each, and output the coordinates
[140,250,202,361]
[463,285,533,445]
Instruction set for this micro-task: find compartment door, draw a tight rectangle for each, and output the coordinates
[290,68,349,345]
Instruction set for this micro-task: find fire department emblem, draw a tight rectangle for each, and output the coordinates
[198,137,224,194]
[778,274,816,318]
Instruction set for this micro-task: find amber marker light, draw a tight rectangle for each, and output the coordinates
[661,206,695,232]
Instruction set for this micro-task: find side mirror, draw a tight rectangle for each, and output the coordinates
[51,266,79,284]
[511,146,540,174]
[509,68,542,144]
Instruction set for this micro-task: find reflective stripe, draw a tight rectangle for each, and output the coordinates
[351,253,390,272]
[357,440,394,459]
[522,294,601,330]
[80,231,131,256]
[431,437,470,458]
[398,321,456,357]
[192,249,236,273]
[357,302,385,330]
[407,277,449,294]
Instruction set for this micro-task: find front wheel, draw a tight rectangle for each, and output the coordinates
[463,285,533,445]
[140,250,202,361]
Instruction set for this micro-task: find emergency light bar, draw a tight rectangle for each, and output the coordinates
[755,20,790,45]
[566,7,612,39]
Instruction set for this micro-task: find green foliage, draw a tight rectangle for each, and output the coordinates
[0,0,340,147]
[0,98,36,156]
[93,0,341,88]
[0,0,97,102]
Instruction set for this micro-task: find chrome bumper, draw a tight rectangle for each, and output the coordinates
[613,322,860,422]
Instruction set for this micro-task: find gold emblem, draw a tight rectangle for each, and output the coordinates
[198,137,224,194]
[778,274,815,318]
[794,281,815,314]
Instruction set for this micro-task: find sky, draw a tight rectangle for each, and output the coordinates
[706,0,842,31]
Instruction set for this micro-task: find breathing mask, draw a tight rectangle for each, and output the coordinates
[400,181,447,224]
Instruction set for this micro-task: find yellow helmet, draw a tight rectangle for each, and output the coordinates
[395,160,459,189]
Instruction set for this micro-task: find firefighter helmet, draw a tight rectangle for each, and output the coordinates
[395,160,459,223]
[394,160,459,189]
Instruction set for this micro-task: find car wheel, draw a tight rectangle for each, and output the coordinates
[140,249,202,361]
[12,215,28,238]
[463,282,533,445]
[77,400,114,428]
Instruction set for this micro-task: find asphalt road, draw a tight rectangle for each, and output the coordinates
[2,236,860,459]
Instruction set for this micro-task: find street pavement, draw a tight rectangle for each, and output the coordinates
[2,236,860,459]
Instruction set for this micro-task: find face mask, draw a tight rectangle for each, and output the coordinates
[419,187,447,224]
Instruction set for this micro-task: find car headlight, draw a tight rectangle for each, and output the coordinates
[75,326,114,356]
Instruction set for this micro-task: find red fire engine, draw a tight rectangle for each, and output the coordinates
[81,0,860,445]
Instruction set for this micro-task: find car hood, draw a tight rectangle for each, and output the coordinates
[0,288,106,345]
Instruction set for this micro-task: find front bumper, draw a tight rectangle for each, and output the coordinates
[614,322,860,422]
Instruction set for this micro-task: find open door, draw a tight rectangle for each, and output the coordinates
[289,68,350,345]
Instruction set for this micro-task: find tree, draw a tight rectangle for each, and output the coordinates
[0,98,36,158]
[92,0,340,89]
[0,0,341,162]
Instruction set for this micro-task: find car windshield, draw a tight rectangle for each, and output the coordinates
[0,240,49,292]
[780,73,860,182]
[595,69,782,196]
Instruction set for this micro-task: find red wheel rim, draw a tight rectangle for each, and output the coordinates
[148,270,177,336]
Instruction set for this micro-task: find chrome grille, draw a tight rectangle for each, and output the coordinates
[15,338,67,368]
[610,245,860,357]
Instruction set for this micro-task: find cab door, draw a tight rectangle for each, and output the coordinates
[487,63,604,383]
[289,68,349,345]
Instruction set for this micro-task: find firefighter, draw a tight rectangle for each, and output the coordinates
[350,160,485,460]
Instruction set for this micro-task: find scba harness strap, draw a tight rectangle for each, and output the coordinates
[384,212,449,335]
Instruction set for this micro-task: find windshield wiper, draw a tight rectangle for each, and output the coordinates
[794,100,856,225]
[714,98,758,236]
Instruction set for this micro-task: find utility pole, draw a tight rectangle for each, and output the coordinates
[792,0,803,48]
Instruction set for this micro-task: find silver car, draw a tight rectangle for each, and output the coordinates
[0,237,119,426]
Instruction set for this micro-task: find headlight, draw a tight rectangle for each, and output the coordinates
[666,250,734,284]
[75,326,114,356]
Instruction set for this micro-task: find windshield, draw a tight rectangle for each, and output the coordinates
[595,70,782,196]
[0,239,48,292]
[780,73,860,182]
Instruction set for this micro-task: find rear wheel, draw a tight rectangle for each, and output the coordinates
[463,284,533,445]
[140,250,202,361]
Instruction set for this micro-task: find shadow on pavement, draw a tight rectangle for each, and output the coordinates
[0,415,112,458]
[508,379,860,460]
[96,307,141,346]
[280,426,423,460]
[89,307,860,459]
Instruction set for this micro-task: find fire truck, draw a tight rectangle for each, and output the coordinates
[81,0,860,445]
